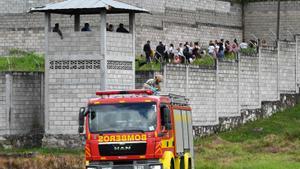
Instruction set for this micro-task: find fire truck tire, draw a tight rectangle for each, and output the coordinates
[184,153,191,169]
[188,158,192,169]
[161,151,175,169]
[179,157,185,169]
[170,159,175,169]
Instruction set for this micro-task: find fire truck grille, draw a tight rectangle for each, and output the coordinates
[99,143,147,156]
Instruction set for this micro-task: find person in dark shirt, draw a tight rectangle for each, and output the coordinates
[143,40,152,63]
[156,41,165,62]
[217,41,224,59]
[53,23,63,39]
[116,23,129,33]
[107,24,114,32]
[81,23,91,32]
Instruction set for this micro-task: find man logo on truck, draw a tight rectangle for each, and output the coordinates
[113,145,132,151]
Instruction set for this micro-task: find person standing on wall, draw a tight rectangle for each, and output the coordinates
[53,23,63,39]
[81,23,91,32]
[144,40,152,64]
[116,23,129,33]
[156,41,165,63]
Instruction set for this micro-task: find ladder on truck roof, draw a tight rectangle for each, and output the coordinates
[160,93,189,106]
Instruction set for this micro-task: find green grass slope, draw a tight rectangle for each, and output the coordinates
[0,49,44,72]
[195,103,300,169]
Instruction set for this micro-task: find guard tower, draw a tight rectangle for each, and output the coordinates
[29,0,149,146]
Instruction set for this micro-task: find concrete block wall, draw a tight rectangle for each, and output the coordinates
[48,32,101,58]
[278,41,297,93]
[105,32,135,90]
[106,32,133,61]
[0,30,45,55]
[188,67,217,126]
[217,61,239,117]
[10,72,43,134]
[47,69,101,134]
[163,64,187,96]
[46,31,135,134]
[239,54,260,109]
[0,0,242,56]
[46,32,102,134]
[135,71,155,89]
[155,44,299,128]
[245,1,300,44]
[260,47,278,101]
[106,68,134,90]
[0,74,6,135]
[0,72,43,136]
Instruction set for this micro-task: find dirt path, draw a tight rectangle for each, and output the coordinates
[0,154,84,169]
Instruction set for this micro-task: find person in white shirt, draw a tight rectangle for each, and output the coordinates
[208,41,215,57]
[240,40,248,49]
[178,43,184,56]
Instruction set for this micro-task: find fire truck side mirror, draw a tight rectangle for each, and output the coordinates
[78,107,85,134]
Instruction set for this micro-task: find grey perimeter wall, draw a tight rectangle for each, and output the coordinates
[3,0,300,56]
[137,37,300,136]
[244,1,300,45]
[0,0,242,55]
[0,72,44,147]
[1,38,300,147]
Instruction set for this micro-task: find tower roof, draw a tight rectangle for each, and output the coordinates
[29,0,149,15]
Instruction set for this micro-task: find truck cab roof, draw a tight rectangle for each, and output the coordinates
[87,90,189,106]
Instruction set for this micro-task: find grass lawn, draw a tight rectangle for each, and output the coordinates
[195,103,300,169]
[0,49,44,72]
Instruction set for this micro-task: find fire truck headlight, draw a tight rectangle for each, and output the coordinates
[86,167,97,169]
[149,164,162,169]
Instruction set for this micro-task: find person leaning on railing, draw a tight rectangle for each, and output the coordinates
[143,75,163,95]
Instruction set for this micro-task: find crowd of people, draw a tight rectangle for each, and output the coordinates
[143,39,262,64]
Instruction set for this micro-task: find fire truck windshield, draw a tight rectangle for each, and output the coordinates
[88,102,157,133]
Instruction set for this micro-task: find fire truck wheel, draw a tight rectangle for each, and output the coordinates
[184,153,191,169]
[188,158,192,169]
[170,159,175,169]
[180,157,185,169]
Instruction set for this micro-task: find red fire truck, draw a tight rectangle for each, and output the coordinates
[78,90,194,169]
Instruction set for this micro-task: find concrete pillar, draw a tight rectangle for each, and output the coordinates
[45,13,51,33]
[237,53,241,115]
[163,64,167,90]
[296,36,299,93]
[277,41,280,100]
[5,73,12,135]
[40,73,45,129]
[185,65,189,99]
[100,11,107,90]
[129,13,136,89]
[215,59,219,123]
[258,48,262,107]
[74,14,80,32]
[44,12,51,132]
